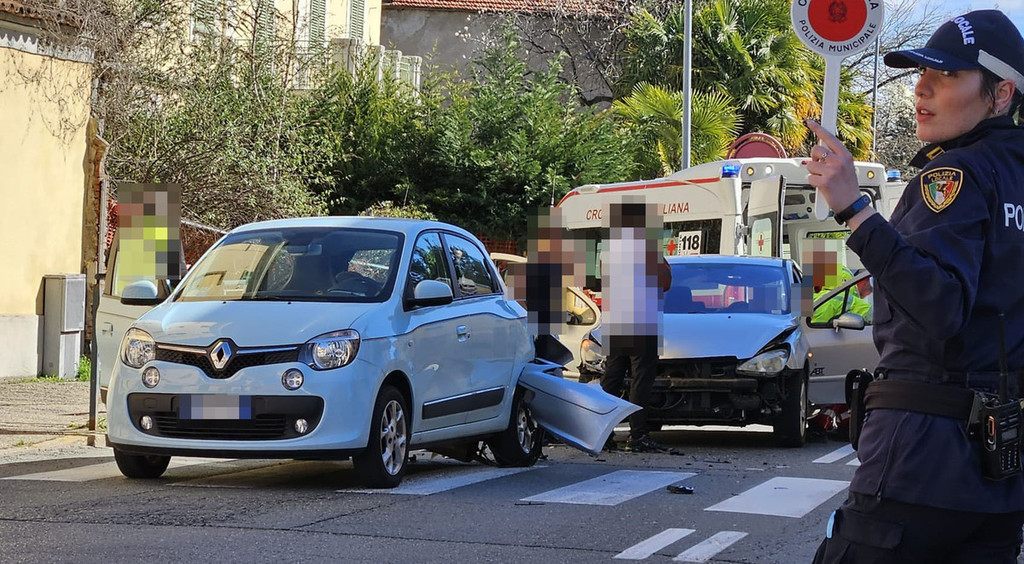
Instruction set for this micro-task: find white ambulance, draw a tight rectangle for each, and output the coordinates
[557,157,898,266]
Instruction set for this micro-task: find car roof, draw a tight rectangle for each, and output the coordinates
[665,254,788,267]
[228,216,478,240]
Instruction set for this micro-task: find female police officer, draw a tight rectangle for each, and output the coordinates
[806,10,1024,562]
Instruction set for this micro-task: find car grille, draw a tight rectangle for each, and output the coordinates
[657,357,738,380]
[155,344,300,379]
[127,393,324,440]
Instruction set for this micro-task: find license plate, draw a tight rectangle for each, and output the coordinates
[179,395,252,420]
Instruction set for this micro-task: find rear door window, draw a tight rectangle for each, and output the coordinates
[444,234,498,298]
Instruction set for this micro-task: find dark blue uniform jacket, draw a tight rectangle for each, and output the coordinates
[846,116,1024,513]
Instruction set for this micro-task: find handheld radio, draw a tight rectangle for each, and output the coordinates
[978,313,1022,480]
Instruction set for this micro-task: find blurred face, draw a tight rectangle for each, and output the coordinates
[914,67,993,143]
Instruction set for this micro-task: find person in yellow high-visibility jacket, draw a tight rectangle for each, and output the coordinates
[811,266,870,324]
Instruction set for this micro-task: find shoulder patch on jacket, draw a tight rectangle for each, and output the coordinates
[920,167,963,213]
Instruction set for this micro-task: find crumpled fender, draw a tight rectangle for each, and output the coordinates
[516,361,640,456]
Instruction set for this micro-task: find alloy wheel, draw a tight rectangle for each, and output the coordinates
[379,399,407,475]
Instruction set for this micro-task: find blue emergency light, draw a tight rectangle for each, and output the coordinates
[886,170,901,182]
[721,164,741,178]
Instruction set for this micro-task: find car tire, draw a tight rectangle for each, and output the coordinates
[353,385,409,488]
[113,447,171,479]
[486,388,543,467]
[773,371,808,448]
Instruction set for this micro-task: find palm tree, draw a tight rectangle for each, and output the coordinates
[617,0,874,159]
[691,0,820,149]
[613,82,739,174]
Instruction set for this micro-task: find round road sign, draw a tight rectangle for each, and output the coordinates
[791,0,884,57]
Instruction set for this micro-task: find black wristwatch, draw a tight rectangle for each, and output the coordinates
[834,194,871,225]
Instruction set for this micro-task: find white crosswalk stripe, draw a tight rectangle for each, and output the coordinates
[813,444,856,464]
[344,464,537,495]
[614,529,696,560]
[521,469,696,506]
[704,476,848,518]
[673,531,748,562]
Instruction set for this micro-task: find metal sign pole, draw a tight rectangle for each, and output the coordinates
[871,37,880,155]
[88,272,102,446]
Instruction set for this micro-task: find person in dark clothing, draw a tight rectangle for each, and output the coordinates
[806,10,1024,562]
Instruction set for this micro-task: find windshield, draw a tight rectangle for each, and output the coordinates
[666,262,789,315]
[176,227,402,302]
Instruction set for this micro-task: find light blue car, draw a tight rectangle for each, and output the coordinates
[105,217,635,487]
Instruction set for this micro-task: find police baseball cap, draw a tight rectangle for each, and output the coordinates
[884,10,1024,92]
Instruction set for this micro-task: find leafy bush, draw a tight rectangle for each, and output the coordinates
[305,26,647,244]
[76,355,91,382]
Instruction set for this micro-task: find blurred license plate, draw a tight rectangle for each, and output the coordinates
[179,395,252,420]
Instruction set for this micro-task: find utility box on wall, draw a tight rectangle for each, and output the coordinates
[43,274,86,379]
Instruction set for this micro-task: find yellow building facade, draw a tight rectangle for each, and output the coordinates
[0,8,93,377]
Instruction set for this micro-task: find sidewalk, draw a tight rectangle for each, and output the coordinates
[0,375,110,464]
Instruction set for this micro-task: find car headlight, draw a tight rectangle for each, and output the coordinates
[120,328,156,369]
[580,336,605,373]
[736,349,789,376]
[304,330,360,370]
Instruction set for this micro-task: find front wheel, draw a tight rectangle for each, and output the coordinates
[113,448,170,479]
[353,385,409,488]
[773,371,808,448]
[486,388,543,467]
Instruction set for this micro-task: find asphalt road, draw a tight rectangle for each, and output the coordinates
[0,426,860,563]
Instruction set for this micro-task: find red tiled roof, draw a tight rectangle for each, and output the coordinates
[383,0,615,17]
[0,0,83,27]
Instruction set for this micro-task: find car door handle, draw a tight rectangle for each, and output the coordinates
[456,325,470,342]
[101,322,114,335]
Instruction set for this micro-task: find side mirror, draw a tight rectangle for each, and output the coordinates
[408,280,454,308]
[832,312,866,331]
[567,308,597,326]
[120,280,163,306]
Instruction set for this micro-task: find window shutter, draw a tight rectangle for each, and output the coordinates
[256,0,275,40]
[192,0,216,37]
[349,0,365,40]
[310,0,326,45]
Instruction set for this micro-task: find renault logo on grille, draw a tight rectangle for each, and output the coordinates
[209,340,234,370]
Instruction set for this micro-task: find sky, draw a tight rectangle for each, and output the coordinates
[924,0,1024,33]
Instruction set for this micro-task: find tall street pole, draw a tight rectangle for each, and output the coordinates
[681,0,692,171]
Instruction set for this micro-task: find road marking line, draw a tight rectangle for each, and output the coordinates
[614,528,696,560]
[0,457,226,482]
[704,477,848,518]
[521,470,695,506]
[846,458,861,466]
[345,464,537,495]
[813,444,855,464]
[673,531,748,562]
